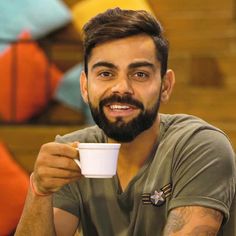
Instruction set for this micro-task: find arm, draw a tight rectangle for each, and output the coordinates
[163,130,235,235]
[14,189,56,236]
[15,142,81,236]
[163,206,223,236]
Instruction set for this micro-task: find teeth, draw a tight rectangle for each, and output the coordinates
[110,105,130,110]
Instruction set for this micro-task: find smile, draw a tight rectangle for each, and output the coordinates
[104,103,139,118]
[109,104,133,110]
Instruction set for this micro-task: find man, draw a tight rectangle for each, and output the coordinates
[15,8,235,236]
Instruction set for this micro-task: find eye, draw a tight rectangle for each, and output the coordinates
[131,71,149,81]
[100,71,112,77]
[97,71,114,79]
[136,72,147,78]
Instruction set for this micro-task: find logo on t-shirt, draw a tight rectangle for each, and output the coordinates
[142,183,172,207]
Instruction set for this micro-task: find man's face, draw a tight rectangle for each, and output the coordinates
[82,35,164,142]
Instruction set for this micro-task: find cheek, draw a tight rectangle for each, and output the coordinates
[139,87,161,108]
[87,82,108,106]
[87,89,98,106]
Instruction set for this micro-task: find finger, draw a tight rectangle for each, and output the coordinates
[43,155,81,171]
[70,141,80,148]
[46,167,81,179]
[35,166,81,183]
[41,142,79,159]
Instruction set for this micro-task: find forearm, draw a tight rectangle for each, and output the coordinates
[15,142,81,235]
[163,206,222,236]
[15,187,56,236]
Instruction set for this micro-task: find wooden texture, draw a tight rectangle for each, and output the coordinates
[0,125,84,173]
[0,0,235,174]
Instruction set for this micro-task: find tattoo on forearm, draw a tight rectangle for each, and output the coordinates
[187,225,218,236]
[201,208,222,223]
[164,207,193,233]
[164,206,222,235]
[164,213,185,233]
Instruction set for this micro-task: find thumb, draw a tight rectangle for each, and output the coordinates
[70,141,80,148]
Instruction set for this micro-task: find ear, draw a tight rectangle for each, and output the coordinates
[160,69,175,103]
[80,71,89,104]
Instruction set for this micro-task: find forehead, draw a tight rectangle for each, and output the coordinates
[88,34,159,68]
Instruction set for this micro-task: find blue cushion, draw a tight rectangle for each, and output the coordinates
[54,63,93,124]
[0,0,71,51]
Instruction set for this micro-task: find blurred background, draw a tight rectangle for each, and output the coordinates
[0,0,235,235]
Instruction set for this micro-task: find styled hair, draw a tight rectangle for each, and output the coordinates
[82,7,169,78]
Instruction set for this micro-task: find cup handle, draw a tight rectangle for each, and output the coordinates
[74,159,81,168]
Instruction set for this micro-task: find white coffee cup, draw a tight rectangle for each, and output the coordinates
[75,143,121,178]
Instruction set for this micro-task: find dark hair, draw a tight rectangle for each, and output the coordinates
[83,7,169,78]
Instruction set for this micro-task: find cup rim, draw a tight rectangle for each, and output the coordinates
[78,143,121,149]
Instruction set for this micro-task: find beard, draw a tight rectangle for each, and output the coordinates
[88,93,161,143]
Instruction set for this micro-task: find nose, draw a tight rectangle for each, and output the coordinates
[111,77,134,95]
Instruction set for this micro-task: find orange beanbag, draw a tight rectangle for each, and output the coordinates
[0,142,29,235]
[0,31,62,123]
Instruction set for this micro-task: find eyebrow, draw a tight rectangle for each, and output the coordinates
[91,61,117,71]
[91,60,156,71]
[128,61,155,70]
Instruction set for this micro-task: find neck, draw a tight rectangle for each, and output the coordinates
[108,114,161,190]
[109,114,161,162]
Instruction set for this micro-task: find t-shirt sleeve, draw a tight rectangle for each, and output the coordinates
[53,182,81,218]
[169,129,236,222]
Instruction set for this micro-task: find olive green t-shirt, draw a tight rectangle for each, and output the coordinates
[53,114,236,236]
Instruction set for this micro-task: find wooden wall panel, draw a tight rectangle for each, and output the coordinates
[1,0,235,172]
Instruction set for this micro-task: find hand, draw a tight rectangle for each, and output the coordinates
[32,142,81,195]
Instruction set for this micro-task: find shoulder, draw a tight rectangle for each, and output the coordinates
[160,113,233,146]
[159,113,235,175]
[55,125,107,143]
[160,113,220,131]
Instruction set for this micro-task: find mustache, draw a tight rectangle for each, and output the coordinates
[99,94,144,110]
